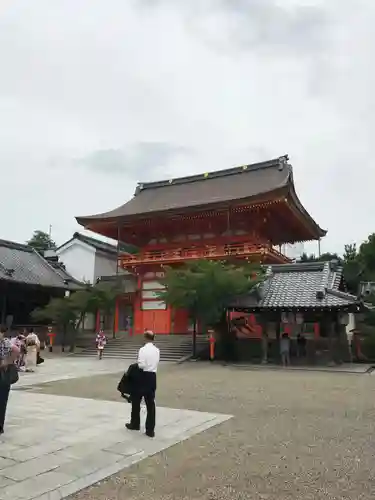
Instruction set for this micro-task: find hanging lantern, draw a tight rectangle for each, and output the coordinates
[281,312,289,324]
[288,312,295,324]
[339,312,349,326]
[295,312,304,325]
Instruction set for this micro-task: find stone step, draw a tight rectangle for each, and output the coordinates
[75,352,189,361]
[76,336,208,362]
[76,339,205,348]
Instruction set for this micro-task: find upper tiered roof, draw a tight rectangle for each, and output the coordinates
[76,155,326,242]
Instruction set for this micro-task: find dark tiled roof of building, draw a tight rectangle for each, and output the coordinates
[47,261,83,289]
[230,261,363,310]
[76,155,326,238]
[0,239,81,289]
[57,232,137,255]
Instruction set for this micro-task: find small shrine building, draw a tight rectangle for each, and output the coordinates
[228,260,366,362]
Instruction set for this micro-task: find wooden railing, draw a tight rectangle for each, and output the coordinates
[119,242,290,267]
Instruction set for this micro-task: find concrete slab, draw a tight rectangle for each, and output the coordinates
[14,357,130,388]
[0,391,232,500]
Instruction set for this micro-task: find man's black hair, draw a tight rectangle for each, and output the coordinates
[144,332,155,342]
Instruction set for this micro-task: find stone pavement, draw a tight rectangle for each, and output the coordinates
[0,360,232,500]
[14,357,131,389]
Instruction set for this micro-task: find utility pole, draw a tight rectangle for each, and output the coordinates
[112,225,121,339]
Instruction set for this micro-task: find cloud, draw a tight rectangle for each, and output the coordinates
[134,0,330,56]
[0,0,374,258]
[73,142,191,179]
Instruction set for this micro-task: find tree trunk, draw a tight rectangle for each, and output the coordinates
[62,324,67,353]
[69,320,81,353]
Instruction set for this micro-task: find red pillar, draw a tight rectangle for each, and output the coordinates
[313,322,320,339]
[114,299,119,334]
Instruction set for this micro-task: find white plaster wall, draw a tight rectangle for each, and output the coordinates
[56,243,96,284]
[93,251,117,282]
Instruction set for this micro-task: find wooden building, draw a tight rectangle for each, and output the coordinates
[0,239,81,332]
[76,155,326,335]
[228,261,366,363]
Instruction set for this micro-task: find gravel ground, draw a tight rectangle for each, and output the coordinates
[29,363,375,500]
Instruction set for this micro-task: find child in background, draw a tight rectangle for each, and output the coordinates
[12,334,27,371]
[96,330,107,360]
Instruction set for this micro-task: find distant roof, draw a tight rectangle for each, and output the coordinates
[0,239,81,290]
[230,261,364,311]
[57,232,137,255]
[47,261,83,289]
[76,155,326,238]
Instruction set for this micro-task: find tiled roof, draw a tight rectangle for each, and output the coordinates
[0,239,81,289]
[58,233,137,255]
[48,261,83,289]
[230,261,363,310]
[75,156,325,239]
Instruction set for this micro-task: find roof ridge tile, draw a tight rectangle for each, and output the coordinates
[137,155,289,193]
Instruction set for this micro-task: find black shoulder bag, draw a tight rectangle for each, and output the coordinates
[0,363,19,386]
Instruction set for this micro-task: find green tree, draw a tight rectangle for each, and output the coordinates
[341,243,362,294]
[358,235,375,279]
[158,260,265,360]
[342,238,375,295]
[27,230,56,254]
[299,252,340,263]
[343,243,357,262]
[32,281,122,351]
[76,280,122,339]
[32,296,79,351]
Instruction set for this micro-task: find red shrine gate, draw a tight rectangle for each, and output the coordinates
[76,156,326,335]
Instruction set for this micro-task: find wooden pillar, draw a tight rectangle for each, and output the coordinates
[276,311,281,364]
[259,314,269,364]
[336,311,351,363]
[326,312,340,365]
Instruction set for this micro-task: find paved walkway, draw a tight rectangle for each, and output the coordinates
[14,357,131,389]
[0,360,231,500]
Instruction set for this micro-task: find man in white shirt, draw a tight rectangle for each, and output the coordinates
[126,330,160,437]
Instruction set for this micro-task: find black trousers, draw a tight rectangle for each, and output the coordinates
[130,372,156,433]
[0,385,10,432]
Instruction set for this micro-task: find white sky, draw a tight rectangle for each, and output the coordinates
[0,0,373,255]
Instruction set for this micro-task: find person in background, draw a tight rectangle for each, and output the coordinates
[96,330,107,360]
[0,326,19,435]
[11,333,27,371]
[280,332,291,367]
[126,330,160,438]
[297,332,307,359]
[25,328,40,372]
